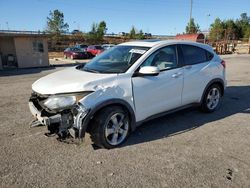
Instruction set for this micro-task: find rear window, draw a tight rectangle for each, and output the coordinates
[181,45,209,65]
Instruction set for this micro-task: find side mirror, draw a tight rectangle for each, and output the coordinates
[138,66,160,76]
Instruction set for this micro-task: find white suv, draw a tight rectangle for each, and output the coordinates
[29,40,226,148]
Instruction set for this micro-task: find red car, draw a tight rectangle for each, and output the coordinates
[64,47,89,59]
[87,45,104,57]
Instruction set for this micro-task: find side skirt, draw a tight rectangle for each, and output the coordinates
[135,103,200,128]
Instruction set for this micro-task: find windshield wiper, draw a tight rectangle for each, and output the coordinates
[83,67,101,73]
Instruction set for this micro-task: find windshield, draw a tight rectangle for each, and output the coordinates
[95,46,103,50]
[80,45,87,48]
[82,45,150,73]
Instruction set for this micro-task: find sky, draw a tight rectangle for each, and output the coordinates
[0,0,250,35]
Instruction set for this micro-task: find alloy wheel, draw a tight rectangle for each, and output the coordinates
[104,112,129,146]
[206,87,220,110]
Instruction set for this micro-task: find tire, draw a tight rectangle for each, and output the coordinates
[64,54,67,59]
[200,84,222,113]
[70,55,74,60]
[90,106,130,149]
[88,52,94,58]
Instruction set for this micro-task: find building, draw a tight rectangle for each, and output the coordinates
[175,33,205,43]
[0,31,49,70]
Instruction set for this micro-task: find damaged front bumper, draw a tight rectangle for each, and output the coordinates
[29,96,89,141]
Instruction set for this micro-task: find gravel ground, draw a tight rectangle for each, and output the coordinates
[0,55,249,188]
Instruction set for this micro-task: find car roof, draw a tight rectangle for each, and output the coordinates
[119,39,213,52]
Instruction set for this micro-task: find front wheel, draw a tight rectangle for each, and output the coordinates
[200,84,222,113]
[90,106,130,149]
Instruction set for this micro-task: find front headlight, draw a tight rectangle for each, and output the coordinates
[44,96,76,110]
[43,92,92,111]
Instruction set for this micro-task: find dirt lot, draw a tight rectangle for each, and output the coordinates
[0,55,249,188]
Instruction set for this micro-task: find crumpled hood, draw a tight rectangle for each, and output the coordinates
[32,67,117,95]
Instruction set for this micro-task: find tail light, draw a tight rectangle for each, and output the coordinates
[221,60,226,68]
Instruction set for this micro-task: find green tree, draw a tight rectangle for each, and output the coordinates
[46,9,69,35]
[86,21,107,43]
[136,29,145,39]
[244,27,250,39]
[129,26,136,39]
[97,21,107,39]
[236,13,250,39]
[209,18,225,41]
[224,19,240,40]
[185,18,200,34]
[209,13,250,41]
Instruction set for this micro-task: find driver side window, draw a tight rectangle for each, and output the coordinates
[141,45,178,71]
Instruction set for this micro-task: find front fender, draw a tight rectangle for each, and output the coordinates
[79,98,136,139]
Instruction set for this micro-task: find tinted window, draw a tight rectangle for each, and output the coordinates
[141,45,177,71]
[181,45,207,65]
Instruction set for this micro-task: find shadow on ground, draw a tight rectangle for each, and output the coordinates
[122,85,250,147]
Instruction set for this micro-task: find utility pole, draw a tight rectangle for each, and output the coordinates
[189,0,193,32]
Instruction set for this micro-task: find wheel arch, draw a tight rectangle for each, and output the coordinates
[83,99,136,136]
[201,78,225,103]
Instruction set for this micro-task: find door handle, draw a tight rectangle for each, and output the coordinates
[172,72,182,78]
[185,65,192,69]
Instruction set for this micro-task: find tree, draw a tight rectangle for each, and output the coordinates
[209,18,225,41]
[137,29,145,39]
[98,21,107,35]
[86,21,107,43]
[97,21,107,39]
[185,18,200,34]
[46,9,69,35]
[209,13,250,41]
[224,19,240,40]
[236,13,250,39]
[129,26,136,39]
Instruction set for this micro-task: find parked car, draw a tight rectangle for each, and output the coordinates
[87,45,104,56]
[144,33,152,38]
[102,44,115,50]
[75,44,88,52]
[64,47,88,59]
[71,30,81,35]
[29,40,226,149]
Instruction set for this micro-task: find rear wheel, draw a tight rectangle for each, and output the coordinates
[201,84,222,113]
[64,54,67,59]
[90,106,130,149]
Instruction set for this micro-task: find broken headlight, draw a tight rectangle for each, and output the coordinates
[43,92,92,111]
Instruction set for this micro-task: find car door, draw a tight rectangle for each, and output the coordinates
[180,44,212,105]
[132,45,184,122]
